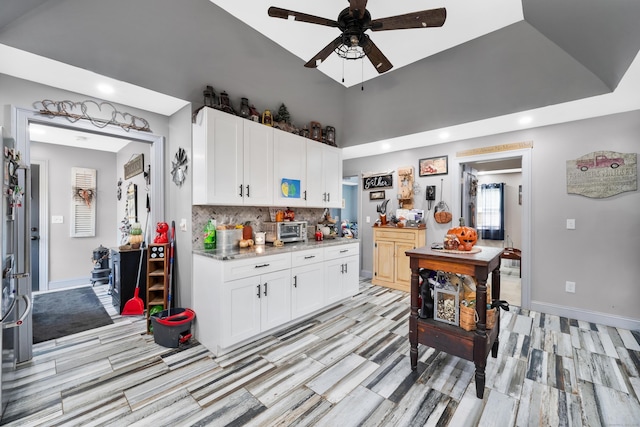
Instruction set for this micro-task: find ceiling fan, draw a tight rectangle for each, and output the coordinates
[268,0,446,74]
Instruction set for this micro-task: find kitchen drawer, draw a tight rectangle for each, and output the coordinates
[324,243,359,260]
[374,229,420,242]
[223,253,291,281]
[291,248,324,267]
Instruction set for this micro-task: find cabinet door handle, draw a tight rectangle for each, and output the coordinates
[293,276,297,288]
[327,193,330,202]
[340,264,344,274]
[344,263,348,274]
[256,284,261,298]
[246,185,250,198]
[263,282,268,296]
[304,255,315,259]
[304,190,307,201]
[255,263,270,268]
[239,185,243,197]
[322,192,327,202]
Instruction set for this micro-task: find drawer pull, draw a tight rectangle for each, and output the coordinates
[304,255,316,259]
[339,249,349,253]
[254,263,270,268]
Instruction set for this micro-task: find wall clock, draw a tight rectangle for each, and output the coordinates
[171,147,188,187]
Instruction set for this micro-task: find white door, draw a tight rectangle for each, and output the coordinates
[260,270,292,331]
[291,263,324,317]
[243,120,273,206]
[220,276,261,347]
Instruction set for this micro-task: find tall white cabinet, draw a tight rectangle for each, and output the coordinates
[306,141,342,208]
[193,107,273,206]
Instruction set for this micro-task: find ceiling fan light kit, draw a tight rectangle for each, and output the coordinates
[268,0,446,74]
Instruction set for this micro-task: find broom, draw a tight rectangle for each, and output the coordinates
[122,195,150,316]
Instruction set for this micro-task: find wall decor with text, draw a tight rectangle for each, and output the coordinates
[566,151,637,198]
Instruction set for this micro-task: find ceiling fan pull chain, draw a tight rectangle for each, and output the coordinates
[361,59,364,91]
[342,58,345,83]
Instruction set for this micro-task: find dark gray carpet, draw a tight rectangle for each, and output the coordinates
[32,286,113,344]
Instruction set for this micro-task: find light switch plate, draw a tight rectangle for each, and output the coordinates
[51,215,63,224]
[566,219,575,229]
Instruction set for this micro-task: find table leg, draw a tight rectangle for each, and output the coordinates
[410,267,419,370]
[475,364,486,399]
[474,273,488,398]
[491,266,500,358]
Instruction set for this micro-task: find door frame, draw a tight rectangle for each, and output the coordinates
[451,147,532,309]
[31,160,47,292]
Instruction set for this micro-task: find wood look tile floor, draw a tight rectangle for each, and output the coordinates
[2,280,639,426]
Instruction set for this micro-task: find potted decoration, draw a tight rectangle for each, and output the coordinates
[129,222,144,249]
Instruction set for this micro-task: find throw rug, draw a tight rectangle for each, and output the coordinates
[32,286,113,344]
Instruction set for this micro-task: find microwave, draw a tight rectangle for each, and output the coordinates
[263,221,308,243]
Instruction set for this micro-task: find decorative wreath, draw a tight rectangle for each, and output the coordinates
[73,187,95,207]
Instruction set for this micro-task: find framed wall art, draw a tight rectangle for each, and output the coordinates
[370,190,386,200]
[419,155,448,177]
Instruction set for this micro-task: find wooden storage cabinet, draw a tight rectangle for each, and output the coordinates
[146,243,169,331]
[373,227,426,292]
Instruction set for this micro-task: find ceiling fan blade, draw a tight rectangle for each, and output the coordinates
[268,7,339,28]
[362,37,393,73]
[369,7,446,31]
[304,36,343,68]
[349,0,368,19]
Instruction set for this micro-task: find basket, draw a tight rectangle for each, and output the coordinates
[459,303,496,331]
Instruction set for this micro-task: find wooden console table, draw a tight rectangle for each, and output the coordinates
[405,246,502,399]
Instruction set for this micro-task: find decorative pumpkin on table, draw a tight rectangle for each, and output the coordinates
[129,222,144,248]
[446,218,478,251]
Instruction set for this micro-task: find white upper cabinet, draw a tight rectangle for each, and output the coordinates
[306,141,343,208]
[194,106,342,208]
[273,131,307,207]
[193,107,273,206]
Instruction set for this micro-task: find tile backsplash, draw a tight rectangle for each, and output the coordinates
[192,205,328,248]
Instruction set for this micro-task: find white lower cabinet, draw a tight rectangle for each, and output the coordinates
[324,243,360,304]
[291,248,325,318]
[193,242,360,356]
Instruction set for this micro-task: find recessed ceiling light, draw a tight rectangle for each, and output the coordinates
[97,83,115,94]
[518,116,533,125]
[381,143,391,151]
[439,131,450,139]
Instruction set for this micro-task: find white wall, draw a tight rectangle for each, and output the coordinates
[30,141,117,286]
[345,109,640,328]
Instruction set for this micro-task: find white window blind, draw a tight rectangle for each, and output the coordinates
[71,167,96,237]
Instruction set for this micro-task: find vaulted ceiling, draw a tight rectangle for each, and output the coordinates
[1,0,639,158]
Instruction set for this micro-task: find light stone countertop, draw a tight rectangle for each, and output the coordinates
[193,238,359,261]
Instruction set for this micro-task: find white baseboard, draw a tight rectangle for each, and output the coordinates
[48,277,93,290]
[530,300,640,331]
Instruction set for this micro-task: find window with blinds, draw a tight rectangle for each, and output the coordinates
[71,167,96,237]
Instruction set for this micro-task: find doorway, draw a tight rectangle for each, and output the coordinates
[12,107,166,363]
[452,148,532,309]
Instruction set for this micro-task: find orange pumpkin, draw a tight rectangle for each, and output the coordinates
[446,226,478,251]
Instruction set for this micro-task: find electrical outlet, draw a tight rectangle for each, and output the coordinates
[566,219,576,229]
[565,281,576,293]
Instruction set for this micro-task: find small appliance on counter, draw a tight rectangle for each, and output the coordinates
[263,220,307,243]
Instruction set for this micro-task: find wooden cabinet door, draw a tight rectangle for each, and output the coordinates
[291,263,324,318]
[374,240,395,283]
[220,276,261,348]
[243,120,273,206]
[260,270,292,331]
[395,242,415,287]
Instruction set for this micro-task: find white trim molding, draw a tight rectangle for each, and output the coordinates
[530,300,640,331]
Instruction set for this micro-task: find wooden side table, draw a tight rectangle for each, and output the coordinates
[405,246,502,399]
